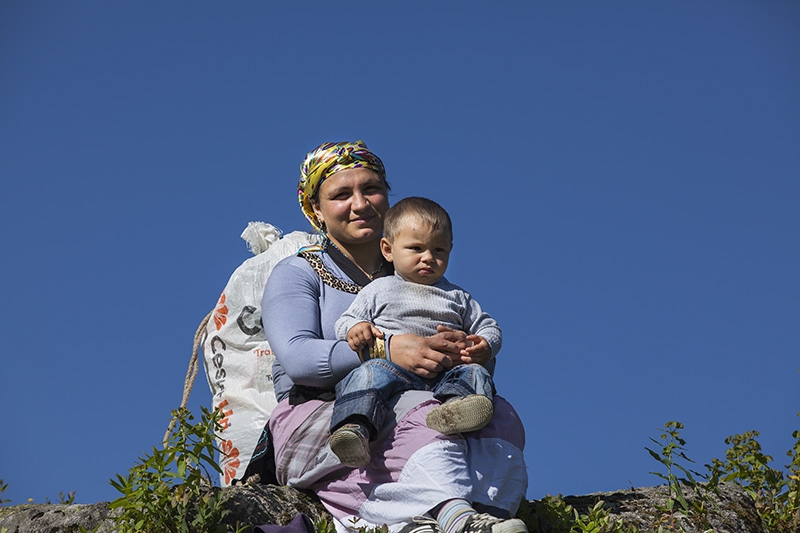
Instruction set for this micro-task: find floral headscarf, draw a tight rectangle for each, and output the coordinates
[298,140,387,233]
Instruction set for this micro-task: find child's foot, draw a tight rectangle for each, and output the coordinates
[329,423,370,467]
[426,394,494,435]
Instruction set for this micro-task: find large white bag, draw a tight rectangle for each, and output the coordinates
[203,222,318,485]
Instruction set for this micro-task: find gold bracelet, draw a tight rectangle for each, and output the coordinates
[369,337,387,360]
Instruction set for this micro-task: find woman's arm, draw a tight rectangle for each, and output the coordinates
[263,256,473,386]
[262,257,361,389]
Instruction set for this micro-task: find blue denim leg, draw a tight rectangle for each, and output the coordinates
[331,358,432,437]
[432,363,496,401]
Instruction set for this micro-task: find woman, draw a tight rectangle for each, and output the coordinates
[261,141,528,533]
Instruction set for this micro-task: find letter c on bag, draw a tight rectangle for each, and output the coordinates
[237,305,262,336]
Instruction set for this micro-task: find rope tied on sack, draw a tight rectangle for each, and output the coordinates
[162,222,283,448]
[162,310,212,448]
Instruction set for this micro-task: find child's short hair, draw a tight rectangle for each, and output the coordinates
[384,197,453,243]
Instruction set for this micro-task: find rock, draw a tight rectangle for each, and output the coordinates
[0,482,762,533]
[0,485,327,533]
[217,484,329,528]
[519,482,762,533]
[0,500,119,533]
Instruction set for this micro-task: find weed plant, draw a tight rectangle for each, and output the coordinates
[46,491,76,505]
[645,421,715,531]
[643,418,799,533]
[518,495,640,533]
[517,417,799,533]
[0,479,9,506]
[109,406,246,533]
[707,416,800,533]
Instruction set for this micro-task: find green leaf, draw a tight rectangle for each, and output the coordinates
[645,448,663,462]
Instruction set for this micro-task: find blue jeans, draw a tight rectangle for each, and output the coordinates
[331,358,496,437]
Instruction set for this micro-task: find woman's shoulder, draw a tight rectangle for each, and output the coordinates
[268,253,321,288]
[274,252,316,272]
[272,249,358,289]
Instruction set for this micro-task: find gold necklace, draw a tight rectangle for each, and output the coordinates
[355,260,385,280]
[328,239,385,280]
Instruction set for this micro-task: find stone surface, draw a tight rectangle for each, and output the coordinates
[0,482,762,533]
[0,485,327,533]
[520,482,763,533]
[0,500,119,533]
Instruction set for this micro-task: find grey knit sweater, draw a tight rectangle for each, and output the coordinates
[334,272,502,359]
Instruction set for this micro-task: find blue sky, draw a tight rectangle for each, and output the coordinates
[1,1,798,507]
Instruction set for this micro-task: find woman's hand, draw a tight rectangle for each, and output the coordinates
[388,335,452,378]
[388,326,477,378]
[434,325,495,367]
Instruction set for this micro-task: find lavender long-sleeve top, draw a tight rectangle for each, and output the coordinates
[262,252,364,401]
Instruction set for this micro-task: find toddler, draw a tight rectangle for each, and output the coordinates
[330,196,501,467]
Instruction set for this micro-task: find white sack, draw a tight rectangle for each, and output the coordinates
[203,222,318,485]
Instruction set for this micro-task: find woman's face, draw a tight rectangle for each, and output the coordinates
[312,167,389,249]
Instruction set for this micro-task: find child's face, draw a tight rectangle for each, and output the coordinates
[380,216,452,285]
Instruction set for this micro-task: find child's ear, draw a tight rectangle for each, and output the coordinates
[380,238,393,262]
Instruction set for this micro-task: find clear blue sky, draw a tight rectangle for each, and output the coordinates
[1,1,798,506]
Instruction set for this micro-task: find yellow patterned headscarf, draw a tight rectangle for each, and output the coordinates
[298,140,387,232]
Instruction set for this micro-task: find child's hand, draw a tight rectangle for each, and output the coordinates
[346,322,384,352]
[434,326,471,366]
[460,335,492,366]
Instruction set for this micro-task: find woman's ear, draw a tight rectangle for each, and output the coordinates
[380,237,393,262]
[311,201,324,227]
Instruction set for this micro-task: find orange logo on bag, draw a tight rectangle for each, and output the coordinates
[220,439,241,486]
[218,399,233,430]
[213,293,229,330]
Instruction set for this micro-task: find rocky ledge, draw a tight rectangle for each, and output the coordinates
[0,482,761,533]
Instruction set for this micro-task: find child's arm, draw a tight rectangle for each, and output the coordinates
[346,321,384,352]
[458,289,502,365]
